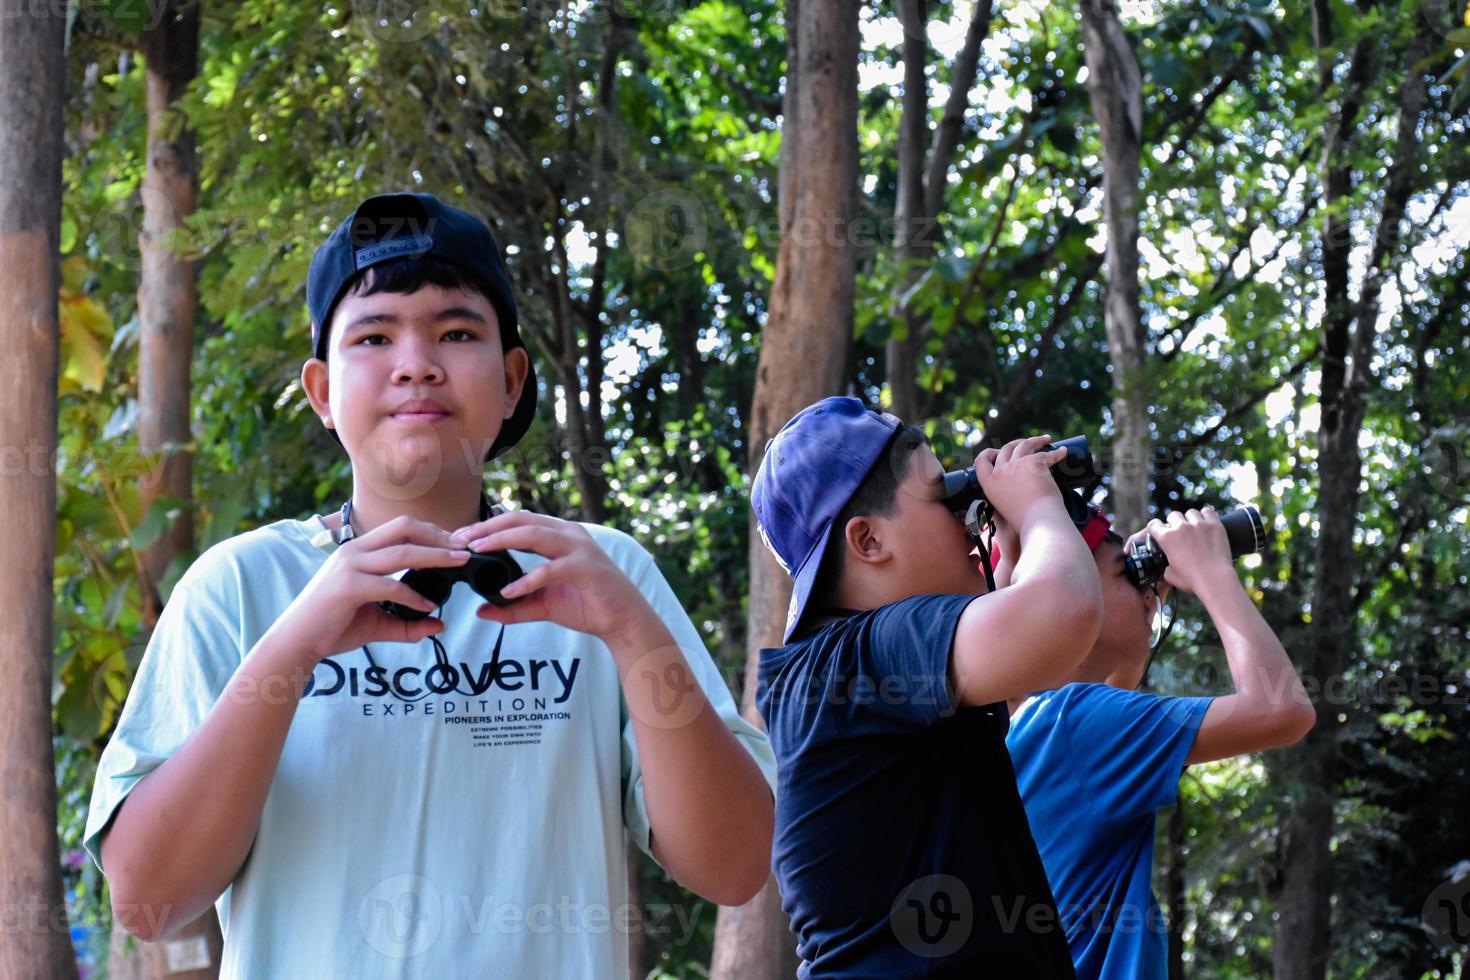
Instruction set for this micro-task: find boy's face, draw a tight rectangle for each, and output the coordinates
[869,444,990,597]
[1088,539,1159,669]
[301,283,529,493]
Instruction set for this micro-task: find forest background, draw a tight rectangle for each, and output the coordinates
[2,0,1469,977]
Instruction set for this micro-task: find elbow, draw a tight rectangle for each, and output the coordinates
[695,810,773,908]
[707,858,771,908]
[107,865,197,943]
[108,882,172,943]
[1279,700,1317,745]
[718,813,775,908]
[1248,698,1317,751]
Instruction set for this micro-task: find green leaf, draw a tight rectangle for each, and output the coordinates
[96,0,154,34]
[129,496,185,552]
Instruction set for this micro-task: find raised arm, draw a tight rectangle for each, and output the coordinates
[949,437,1104,706]
[1137,509,1316,765]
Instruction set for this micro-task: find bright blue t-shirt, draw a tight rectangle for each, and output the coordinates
[1005,683,1212,980]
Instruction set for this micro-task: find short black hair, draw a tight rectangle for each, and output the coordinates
[322,254,510,359]
[813,423,929,603]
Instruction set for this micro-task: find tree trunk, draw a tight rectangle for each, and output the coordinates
[886,0,995,422]
[136,0,200,621]
[118,4,224,976]
[1272,10,1433,978]
[1080,0,1149,534]
[0,6,81,979]
[885,0,929,422]
[710,0,859,976]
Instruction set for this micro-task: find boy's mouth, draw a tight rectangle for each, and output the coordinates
[390,398,451,422]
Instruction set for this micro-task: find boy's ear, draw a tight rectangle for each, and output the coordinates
[301,358,333,429]
[843,515,892,568]
[502,345,530,416]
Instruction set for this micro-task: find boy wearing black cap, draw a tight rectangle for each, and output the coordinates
[999,507,1314,979]
[751,396,1104,978]
[86,193,776,977]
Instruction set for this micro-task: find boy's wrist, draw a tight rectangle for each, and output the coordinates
[599,597,668,662]
[248,628,323,694]
[1190,567,1248,606]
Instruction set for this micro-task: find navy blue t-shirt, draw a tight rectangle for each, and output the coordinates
[757,594,1076,978]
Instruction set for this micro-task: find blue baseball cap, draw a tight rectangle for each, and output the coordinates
[307,192,537,460]
[751,397,903,643]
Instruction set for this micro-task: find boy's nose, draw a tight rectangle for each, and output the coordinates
[393,342,443,383]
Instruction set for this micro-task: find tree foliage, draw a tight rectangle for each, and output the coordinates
[48,0,1469,975]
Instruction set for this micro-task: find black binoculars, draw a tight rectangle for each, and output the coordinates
[939,435,1098,528]
[380,549,524,621]
[1123,506,1268,589]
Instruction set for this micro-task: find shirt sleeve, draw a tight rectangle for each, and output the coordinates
[1061,684,1213,818]
[82,569,246,874]
[846,593,976,728]
[617,541,777,861]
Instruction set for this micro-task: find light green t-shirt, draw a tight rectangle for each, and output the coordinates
[85,513,775,979]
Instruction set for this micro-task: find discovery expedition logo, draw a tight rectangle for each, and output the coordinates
[302,627,580,709]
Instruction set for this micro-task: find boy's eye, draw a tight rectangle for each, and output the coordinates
[355,330,475,345]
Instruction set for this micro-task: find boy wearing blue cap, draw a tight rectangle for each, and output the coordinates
[86,193,776,977]
[999,507,1314,979]
[751,396,1104,978]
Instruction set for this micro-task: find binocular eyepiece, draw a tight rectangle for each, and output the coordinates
[380,549,525,620]
[1123,506,1268,590]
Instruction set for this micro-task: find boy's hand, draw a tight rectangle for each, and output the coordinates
[269,516,472,664]
[974,435,1070,530]
[1142,507,1238,596]
[454,512,655,642]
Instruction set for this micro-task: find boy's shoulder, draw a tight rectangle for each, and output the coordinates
[170,516,326,597]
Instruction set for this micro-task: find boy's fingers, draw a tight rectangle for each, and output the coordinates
[466,524,579,558]
[451,510,566,545]
[1039,446,1070,468]
[1021,435,1055,456]
[497,561,555,599]
[353,544,471,575]
[357,515,459,548]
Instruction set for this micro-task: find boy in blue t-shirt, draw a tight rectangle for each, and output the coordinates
[752,396,1105,978]
[86,193,775,977]
[1001,506,1316,979]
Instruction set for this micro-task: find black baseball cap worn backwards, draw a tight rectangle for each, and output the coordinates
[307,192,538,460]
